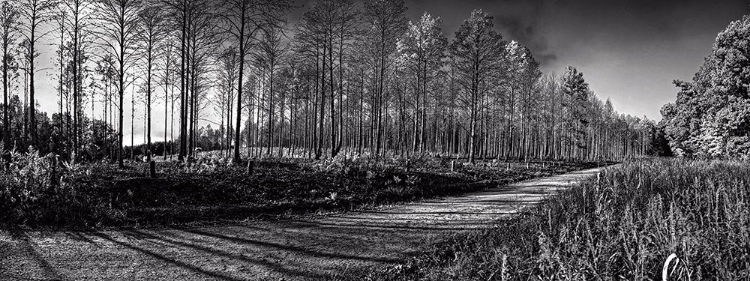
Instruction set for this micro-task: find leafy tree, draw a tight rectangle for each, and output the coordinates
[662,14,750,158]
[561,66,590,160]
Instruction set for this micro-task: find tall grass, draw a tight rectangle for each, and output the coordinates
[364,159,750,280]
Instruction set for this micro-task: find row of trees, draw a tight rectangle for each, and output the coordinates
[661,14,749,158]
[0,0,660,166]
[229,5,660,163]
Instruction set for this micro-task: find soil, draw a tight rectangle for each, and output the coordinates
[0,166,607,281]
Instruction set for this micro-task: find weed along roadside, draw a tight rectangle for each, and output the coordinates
[357,158,750,281]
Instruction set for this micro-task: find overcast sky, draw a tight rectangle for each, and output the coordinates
[30,0,750,143]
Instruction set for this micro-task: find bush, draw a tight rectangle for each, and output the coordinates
[0,149,123,228]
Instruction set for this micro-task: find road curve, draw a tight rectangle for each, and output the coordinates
[0,166,608,281]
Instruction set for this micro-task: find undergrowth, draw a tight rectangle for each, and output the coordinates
[0,150,598,229]
[357,158,750,280]
[0,148,124,228]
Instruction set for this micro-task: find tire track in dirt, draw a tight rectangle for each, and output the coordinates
[0,166,608,281]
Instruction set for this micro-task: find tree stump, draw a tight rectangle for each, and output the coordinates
[149,161,156,178]
[50,155,58,189]
[247,160,254,175]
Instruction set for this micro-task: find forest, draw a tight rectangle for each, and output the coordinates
[0,0,664,165]
[0,1,749,280]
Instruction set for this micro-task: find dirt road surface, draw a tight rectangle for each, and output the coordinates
[0,166,608,280]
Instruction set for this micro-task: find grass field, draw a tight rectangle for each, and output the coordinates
[0,149,601,229]
[354,158,750,280]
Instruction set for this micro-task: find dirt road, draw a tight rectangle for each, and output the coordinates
[0,166,607,281]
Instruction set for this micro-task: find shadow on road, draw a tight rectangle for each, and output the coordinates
[0,166,607,280]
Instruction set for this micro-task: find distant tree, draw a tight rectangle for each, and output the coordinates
[450,9,506,163]
[220,0,291,163]
[296,0,330,159]
[253,26,285,157]
[503,41,541,161]
[0,1,19,150]
[561,66,590,160]
[93,0,142,167]
[363,0,407,157]
[94,54,115,158]
[182,0,222,156]
[52,6,68,148]
[397,12,447,154]
[513,44,541,161]
[137,2,166,163]
[539,74,561,160]
[60,0,94,160]
[19,0,56,148]
[215,45,239,157]
[159,40,177,160]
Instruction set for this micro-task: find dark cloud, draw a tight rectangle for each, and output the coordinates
[486,1,560,65]
[405,0,562,65]
[494,14,557,65]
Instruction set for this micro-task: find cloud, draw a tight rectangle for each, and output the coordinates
[489,1,558,65]
[494,14,557,65]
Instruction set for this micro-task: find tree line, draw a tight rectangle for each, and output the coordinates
[0,0,662,166]
[661,13,750,158]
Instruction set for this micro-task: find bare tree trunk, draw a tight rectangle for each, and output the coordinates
[316,44,325,159]
[178,0,187,162]
[129,83,134,160]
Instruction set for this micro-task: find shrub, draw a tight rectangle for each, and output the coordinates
[0,148,122,228]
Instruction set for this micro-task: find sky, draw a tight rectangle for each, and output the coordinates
[397,0,750,120]
[29,0,750,143]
